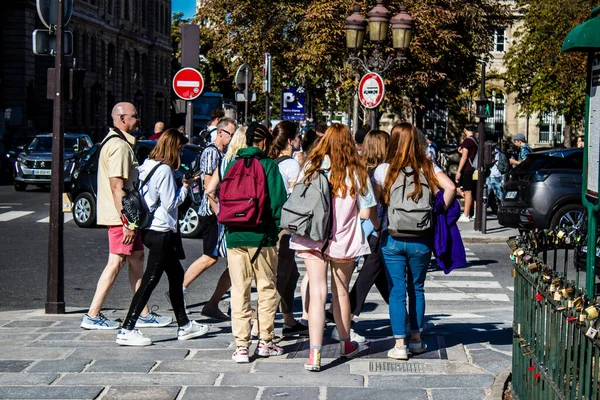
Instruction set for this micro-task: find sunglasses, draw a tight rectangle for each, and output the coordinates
[121,113,139,119]
[221,128,233,137]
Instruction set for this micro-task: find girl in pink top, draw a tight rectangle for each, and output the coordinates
[289,123,380,371]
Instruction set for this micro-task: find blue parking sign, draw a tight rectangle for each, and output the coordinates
[281,87,306,121]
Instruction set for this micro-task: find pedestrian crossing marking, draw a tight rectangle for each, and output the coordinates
[429,271,494,277]
[506,286,514,292]
[358,312,487,321]
[365,292,510,302]
[425,280,502,289]
[36,214,73,224]
[0,211,34,221]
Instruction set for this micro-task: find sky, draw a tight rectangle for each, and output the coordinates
[172,0,196,19]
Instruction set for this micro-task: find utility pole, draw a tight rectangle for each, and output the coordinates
[46,0,66,314]
[474,62,489,233]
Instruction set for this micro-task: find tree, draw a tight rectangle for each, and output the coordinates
[503,0,590,147]
[194,0,508,127]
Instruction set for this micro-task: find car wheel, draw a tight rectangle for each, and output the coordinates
[179,206,201,238]
[550,204,585,230]
[73,192,96,228]
[14,181,27,191]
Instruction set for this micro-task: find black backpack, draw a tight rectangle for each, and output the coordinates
[121,163,163,230]
[189,143,223,206]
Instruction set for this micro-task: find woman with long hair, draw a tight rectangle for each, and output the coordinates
[326,130,391,342]
[372,122,454,360]
[267,121,308,337]
[116,129,209,346]
[290,123,380,371]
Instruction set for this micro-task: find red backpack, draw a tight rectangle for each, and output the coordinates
[218,157,268,227]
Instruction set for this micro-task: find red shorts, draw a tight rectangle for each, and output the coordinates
[107,226,144,256]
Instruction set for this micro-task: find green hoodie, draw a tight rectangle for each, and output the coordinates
[223,146,287,248]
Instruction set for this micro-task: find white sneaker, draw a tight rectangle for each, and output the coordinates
[387,345,408,360]
[136,311,173,328]
[232,346,250,363]
[408,340,428,354]
[177,320,209,340]
[331,327,366,343]
[457,214,471,223]
[116,328,152,346]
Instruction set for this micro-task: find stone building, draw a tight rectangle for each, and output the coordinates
[0,0,172,142]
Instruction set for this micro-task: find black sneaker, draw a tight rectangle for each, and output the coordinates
[282,321,309,337]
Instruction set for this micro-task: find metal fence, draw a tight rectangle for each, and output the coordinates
[510,228,600,399]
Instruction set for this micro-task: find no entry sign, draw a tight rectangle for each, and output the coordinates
[173,67,204,100]
[358,72,385,109]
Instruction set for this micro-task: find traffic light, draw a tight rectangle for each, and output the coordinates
[475,100,494,119]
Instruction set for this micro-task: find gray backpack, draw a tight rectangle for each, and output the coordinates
[387,167,433,236]
[280,170,332,244]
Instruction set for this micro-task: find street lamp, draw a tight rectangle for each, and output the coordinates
[345,1,414,129]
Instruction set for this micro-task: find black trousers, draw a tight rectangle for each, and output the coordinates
[276,233,300,315]
[123,230,189,330]
[349,234,389,316]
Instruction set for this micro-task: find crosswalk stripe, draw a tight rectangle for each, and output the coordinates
[364,292,510,302]
[0,211,34,221]
[506,286,515,292]
[357,312,487,321]
[36,214,74,224]
[429,271,493,277]
[425,280,502,289]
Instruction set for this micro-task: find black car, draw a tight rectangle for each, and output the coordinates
[12,133,93,191]
[68,140,204,238]
[498,148,584,231]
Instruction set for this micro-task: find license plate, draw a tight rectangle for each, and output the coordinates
[35,169,52,176]
[505,191,517,199]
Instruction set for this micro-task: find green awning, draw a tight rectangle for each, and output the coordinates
[563,6,600,53]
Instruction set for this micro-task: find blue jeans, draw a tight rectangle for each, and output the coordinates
[381,234,432,339]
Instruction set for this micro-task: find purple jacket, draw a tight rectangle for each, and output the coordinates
[433,190,467,274]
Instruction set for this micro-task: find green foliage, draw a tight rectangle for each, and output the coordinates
[190,0,509,122]
[503,0,589,124]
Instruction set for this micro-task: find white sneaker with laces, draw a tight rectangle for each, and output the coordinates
[331,327,366,343]
[388,345,408,360]
[177,321,209,340]
[136,310,172,327]
[457,214,471,223]
[116,328,152,346]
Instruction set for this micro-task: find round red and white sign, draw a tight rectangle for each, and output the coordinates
[358,72,385,109]
[172,67,204,100]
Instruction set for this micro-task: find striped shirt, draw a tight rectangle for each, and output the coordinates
[198,144,223,217]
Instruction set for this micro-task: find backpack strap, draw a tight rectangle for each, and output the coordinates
[138,162,164,210]
[318,170,334,257]
[275,155,292,164]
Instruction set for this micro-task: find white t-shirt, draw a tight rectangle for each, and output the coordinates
[277,157,301,195]
[208,126,218,142]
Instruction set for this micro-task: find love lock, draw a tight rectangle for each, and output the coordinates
[584,305,599,320]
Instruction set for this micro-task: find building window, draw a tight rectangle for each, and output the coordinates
[122,51,131,100]
[123,0,130,21]
[90,37,97,72]
[107,0,113,15]
[539,112,564,144]
[165,6,169,35]
[494,29,505,52]
[100,41,106,76]
[142,53,148,84]
[108,43,116,79]
[485,92,505,139]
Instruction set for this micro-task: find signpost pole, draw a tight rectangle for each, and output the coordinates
[474,62,487,233]
[185,101,193,138]
[46,0,65,314]
[244,66,249,125]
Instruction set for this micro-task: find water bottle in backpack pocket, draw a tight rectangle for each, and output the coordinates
[387,167,433,236]
[280,171,332,242]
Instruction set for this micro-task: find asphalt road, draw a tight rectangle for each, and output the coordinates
[0,184,519,322]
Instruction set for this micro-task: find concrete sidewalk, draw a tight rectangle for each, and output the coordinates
[459,214,518,244]
[0,306,512,400]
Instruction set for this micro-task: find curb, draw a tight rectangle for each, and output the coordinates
[488,369,511,400]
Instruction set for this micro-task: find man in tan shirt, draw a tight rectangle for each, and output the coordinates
[81,102,171,330]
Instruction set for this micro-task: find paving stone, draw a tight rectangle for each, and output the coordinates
[155,360,252,373]
[0,373,58,385]
[56,372,218,386]
[191,350,236,361]
[80,331,118,341]
[85,360,156,373]
[253,361,350,375]
[262,387,320,399]
[0,360,32,372]
[3,320,55,328]
[469,349,512,364]
[28,359,92,373]
[220,372,363,387]
[0,319,11,327]
[0,386,104,399]
[368,374,494,389]
[475,362,511,375]
[143,336,231,349]
[28,340,121,348]
[39,333,81,341]
[102,386,181,400]
[429,388,487,400]
[0,347,71,360]
[182,386,258,400]
[327,387,427,400]
[68,348,189,361]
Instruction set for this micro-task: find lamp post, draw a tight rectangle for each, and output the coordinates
[345,1,413,130]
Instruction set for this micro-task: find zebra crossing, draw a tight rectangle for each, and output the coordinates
[0,204,74,224]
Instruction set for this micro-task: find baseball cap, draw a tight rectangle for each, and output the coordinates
[354,128,367,145]
[513,133,526,142]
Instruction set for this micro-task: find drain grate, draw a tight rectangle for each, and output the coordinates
[369,361,424,373]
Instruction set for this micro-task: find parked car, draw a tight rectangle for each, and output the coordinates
[12,133,93,191]
[498,148,584,231]
[68,139,204,238]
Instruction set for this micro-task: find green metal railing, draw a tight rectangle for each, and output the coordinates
[511,231,600,399]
